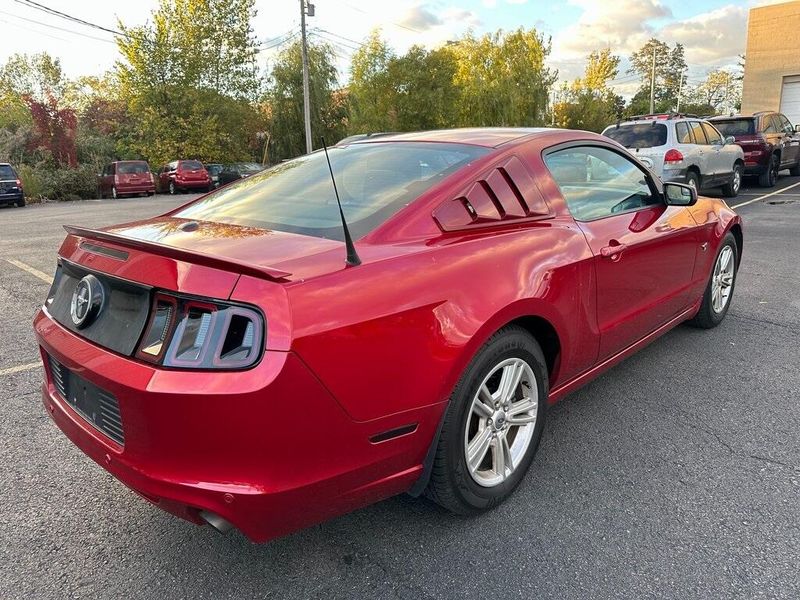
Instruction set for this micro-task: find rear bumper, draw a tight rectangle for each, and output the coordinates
[34,309,436,542]
[118,184,155,195]
[175,180,210,190]
[0,191,23,204]
[662,167,689,184]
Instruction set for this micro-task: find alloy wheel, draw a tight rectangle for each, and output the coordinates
[111,186,118,200]
[464,357,539,488]
[732,167,741,193]
[711,245,735,313]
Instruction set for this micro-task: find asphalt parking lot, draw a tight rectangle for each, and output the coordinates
[1,180,798,600]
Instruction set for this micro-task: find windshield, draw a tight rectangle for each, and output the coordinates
[712,119,755,136]
[604,123,668,148]
[180,160,204,171]
[206,164,223,175]
[0,165,15,179]
[236,163,263,173]
[117,162,149,174]
[174,142,489,240]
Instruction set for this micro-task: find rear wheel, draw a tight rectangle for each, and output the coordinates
[685,170,700,191]
[168,181,176,195]
[425,326,548,514]
[758,155,779,187]
[721,163,742,198]
[111,186,118,200]
[15,196,25,207]
[689,232,738,329]
[790,161,800,177]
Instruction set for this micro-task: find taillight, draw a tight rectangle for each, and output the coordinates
[136,293,264,369]
[15,179,22,187]
[664,149,684,163]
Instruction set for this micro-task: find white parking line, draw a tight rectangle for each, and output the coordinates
[731,181,800,209]
[4,258,52,283]
[0,362,41,377]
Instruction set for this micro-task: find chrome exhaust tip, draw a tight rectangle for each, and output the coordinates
[199,510,234,534]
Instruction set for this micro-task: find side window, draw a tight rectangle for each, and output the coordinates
[544,146,659,222]
[779,115,793,133]
[675,122,692,144]
[702,122,723,145]
[688,121,707,144]
[763,117,777,133]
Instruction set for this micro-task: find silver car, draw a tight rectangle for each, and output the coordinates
[602,115,745,197]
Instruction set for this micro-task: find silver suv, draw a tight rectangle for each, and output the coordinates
[602,114,745,198]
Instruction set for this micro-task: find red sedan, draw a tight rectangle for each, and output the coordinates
[34,128,742,543]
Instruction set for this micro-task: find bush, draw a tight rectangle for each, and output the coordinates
[18,163,98,201]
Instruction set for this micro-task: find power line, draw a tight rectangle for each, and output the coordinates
[12,0,124,37]
[312,27,365,49]
[328,0,424,34]
[0,7,116,44]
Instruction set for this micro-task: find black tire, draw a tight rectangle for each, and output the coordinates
[758,155,779,187]
[15,196,25,207]
[688,232,738,329]
[169,181,176,195]
[721,163,742,198]
[790,161,800,177]
[685,170,700,191]
[147,191,155,197]
[425,325,548,514]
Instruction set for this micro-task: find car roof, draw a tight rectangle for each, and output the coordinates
[345,127,555,148]
[709,115,756,120]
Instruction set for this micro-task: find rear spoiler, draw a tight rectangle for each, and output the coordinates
[63,225,292,281]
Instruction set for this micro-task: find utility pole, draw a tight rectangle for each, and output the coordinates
[676,71,685,113]
[649,46,657,114]
[300,0,314,154]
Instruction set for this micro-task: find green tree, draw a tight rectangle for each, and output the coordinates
[554,49,623,132]
[627,38,687,114]
[267,39,347,161]
[348,30,396,132]
[689,69,741,115]
[448,28,557,127]
[115,0,265,166]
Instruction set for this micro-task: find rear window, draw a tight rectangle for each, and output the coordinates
[174,142,489,240]
[180,160,204,170]
[206,164,223,175]
[0,165,16,179]
[604,123,668,149]
[117,162,149,174]
[712,119,755,136]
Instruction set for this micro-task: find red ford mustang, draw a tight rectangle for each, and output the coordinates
[34,128,742,543]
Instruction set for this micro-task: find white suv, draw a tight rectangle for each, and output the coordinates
[602,114,745,197]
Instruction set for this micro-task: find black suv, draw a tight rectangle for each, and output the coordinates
[709,112,800,187]
[0,163,25,207]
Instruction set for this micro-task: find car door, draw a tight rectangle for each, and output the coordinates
[701,122,729,183]
[777,114,800,165]
[544,144,699,360]
[686,121,711,183]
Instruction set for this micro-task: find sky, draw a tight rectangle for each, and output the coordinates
[0,0,789,96]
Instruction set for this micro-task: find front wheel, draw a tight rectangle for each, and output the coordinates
[168,181,176,195]
[689,232,738,329]
[790,161,800,177]
[425,326,548,514]
[111,186,118,200]
[721,163,742,198]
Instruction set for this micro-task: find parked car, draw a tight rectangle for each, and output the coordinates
[709,112,800,187]
[204,163,224,189]
[217,162,266,186]
[97,161,156,199]
[602,114,745,197]
[0,163,24,207]
[35,128,742,543]
[157,160,212,194]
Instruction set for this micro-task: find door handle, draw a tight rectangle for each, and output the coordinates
[600,242,627,259]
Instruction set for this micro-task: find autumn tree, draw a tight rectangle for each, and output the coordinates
[448,28,557,127]
[348,31,396,132]
[554,49,623,132]
[688,69,742,115]
[267,39,346,161]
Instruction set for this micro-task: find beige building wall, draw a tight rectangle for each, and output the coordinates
[741,1,800,115]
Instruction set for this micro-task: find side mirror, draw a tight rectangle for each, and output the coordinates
[664,182,697,206]
[724,136,736,145]
[795,124,800,133]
